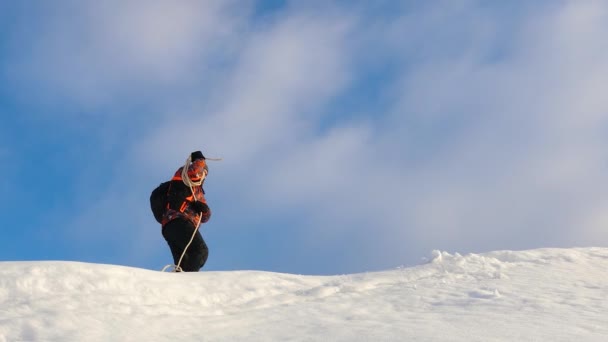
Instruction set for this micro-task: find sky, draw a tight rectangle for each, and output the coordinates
[1,0,608,275]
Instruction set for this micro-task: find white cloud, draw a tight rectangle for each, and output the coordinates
[135,8,355,171]
[576,202,608,244]
[5,0,250,109]
[368,1,608,257]
[50,1,608,271]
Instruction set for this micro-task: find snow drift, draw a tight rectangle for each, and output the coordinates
[1,248,607,341]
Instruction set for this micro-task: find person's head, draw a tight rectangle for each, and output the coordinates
[188,151,208,182]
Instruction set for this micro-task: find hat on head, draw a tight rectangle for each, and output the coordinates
[191,151,205,161]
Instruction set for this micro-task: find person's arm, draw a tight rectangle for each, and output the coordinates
[191,200,211,223]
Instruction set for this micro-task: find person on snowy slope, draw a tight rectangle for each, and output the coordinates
[161,151,211,272]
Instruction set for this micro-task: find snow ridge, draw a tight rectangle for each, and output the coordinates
[1,248,607,341]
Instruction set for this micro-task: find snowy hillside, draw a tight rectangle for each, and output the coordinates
[1,248,607,341]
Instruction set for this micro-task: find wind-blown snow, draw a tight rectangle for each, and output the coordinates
[1,248,607,341]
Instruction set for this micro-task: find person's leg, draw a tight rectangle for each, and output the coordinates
[162,219,196,270]
[181,231,208,271]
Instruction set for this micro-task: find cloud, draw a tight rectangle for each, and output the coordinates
[367,1,608,257]
[14,1,608,272]
[4,0,250,110]
[134,7,356,172]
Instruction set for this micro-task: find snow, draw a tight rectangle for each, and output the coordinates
[1,248,607,341]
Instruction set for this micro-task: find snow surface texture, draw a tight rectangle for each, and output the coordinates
[1,248,607,341]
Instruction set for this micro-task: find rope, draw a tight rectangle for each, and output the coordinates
[173,214,203,272]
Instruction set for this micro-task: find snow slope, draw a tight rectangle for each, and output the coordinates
[1,248,607,341]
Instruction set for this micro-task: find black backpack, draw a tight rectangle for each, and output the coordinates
[150,181,171,223]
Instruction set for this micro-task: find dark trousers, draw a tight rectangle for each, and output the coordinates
[162,218,208,272]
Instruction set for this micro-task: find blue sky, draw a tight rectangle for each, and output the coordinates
[2,0,608,275]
